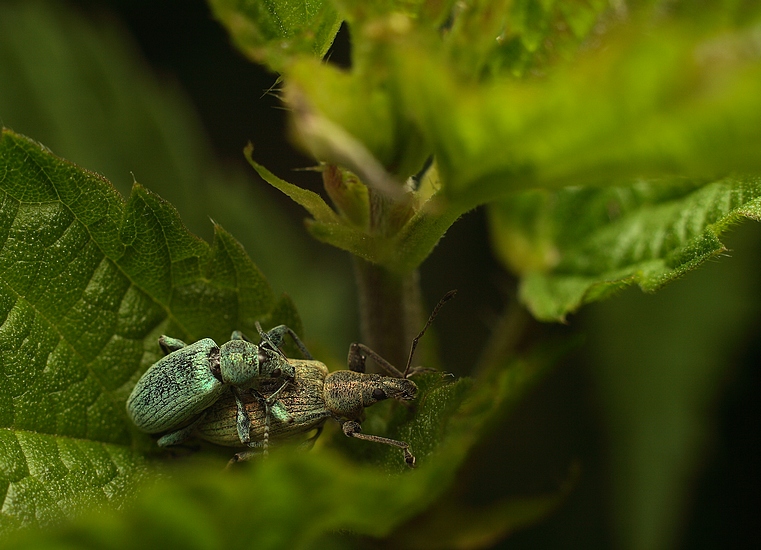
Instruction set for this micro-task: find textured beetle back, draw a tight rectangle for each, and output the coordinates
[126,338,224,433]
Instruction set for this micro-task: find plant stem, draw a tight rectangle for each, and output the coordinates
[353,258,423,372]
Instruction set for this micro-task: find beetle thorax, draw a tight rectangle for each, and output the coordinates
[219,340,260,386]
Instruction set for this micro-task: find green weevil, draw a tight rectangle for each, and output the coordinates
[126,324,311,447]
[162,290,457,467]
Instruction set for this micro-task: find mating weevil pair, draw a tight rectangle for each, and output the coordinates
[126,291,456,467]
[126,324,310,447]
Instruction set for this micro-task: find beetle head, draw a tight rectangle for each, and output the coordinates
[257,343,296,381]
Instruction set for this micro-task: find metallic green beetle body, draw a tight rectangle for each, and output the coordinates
[144,290,455,467]
[126,337,227,433]
[126,326,309,444]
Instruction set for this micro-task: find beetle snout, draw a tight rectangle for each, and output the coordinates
[398,385,417,400]
[385,378,418,401]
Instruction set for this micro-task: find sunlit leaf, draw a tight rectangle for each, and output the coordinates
[490,177,761,320]
[398,20,761,202]
[208,0,343,71]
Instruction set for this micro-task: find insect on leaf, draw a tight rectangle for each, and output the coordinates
[0,128,299,532]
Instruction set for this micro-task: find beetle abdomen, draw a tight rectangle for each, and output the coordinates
[126,338,224,433]
[197,360,330,446]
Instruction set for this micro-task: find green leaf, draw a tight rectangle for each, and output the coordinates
[207,0,343,71]
[0,128,298,532]
[246,145,345,227]
[386,471,578,548]
[284,57,431,186]
[0,128,564,543]
[489,176,761,320]
[278,0,611,190]
[333,0,455,23]
[397,19,761,203]
[0,0,354,359]
[274,4,761,282]
[441,0,608,78]
[0,1,216,238]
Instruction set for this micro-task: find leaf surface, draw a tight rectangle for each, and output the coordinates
[0,129,298,532]
[489,177,761,320]
[207,0,343,71]
[0,0,354,360]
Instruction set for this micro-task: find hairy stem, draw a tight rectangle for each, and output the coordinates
[353,258,423,372]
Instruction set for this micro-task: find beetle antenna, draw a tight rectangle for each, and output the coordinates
[403,290,457,377]
[255,322,289,361]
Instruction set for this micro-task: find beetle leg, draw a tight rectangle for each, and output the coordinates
[346,343,368,373]
[257,323,313,360]
[227,383,295,468]
[235,376,293,447]
[158,335,187,356]
[233,388,251,445]
[270,400,293,424]
[347,343,405,378]
[266,380,294,424]
[347,290,456,378]
[266,378,290,402]
[226,425,325,468]
[249,388,272,457]
[255,323,286,362]
[341,420,415,467]
[270,325,313,360]
[246,379,295,457]
[225,443,266,468]
[234,380,295,444]
[157,411,207,447]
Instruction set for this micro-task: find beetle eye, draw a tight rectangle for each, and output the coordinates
[372,388,387,400]
[271,367,282,378]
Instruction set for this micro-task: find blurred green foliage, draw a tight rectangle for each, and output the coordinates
[0,0,356,360]
[0,0,759,548]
